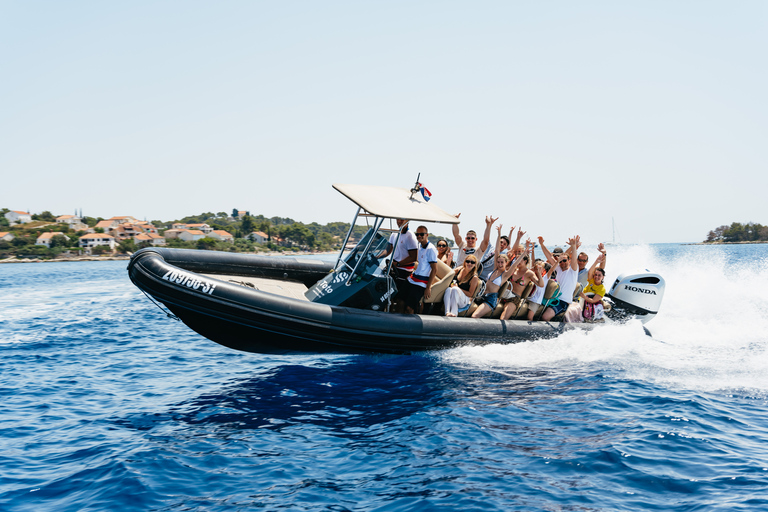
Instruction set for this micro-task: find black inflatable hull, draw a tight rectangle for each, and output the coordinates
[128,248,599,354]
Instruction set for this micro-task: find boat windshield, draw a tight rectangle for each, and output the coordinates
[337,227,391,278]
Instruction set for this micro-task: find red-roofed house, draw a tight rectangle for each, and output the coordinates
[5,211,32,225]
[177,230,205,242]
[162,229,183,239]
[172,223,212,234]
[248,231,269,243]
[135,222,158,234]
[112,223,144,241]
[209,230,234,242]
[79,233,116,250]
[186,223,213,234]
[0,232,15,242]
[135,233,166,246]
[36,232,66,247]
[95,219,120,231]
[56,215,88,231]
[107,216,137,225]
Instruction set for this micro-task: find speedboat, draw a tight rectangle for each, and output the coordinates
[128,182,665,354]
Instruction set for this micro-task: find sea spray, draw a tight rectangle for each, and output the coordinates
[439,243,768,396]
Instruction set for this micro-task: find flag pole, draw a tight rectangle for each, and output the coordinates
[409,173,421,199]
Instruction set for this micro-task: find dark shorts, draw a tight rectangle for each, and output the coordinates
[405,282,427,311]
[479,292,499,310]
[549,299,569,317]
[391,267,413,299]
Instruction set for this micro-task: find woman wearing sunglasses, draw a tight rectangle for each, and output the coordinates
[435,239,454,268]
[471,225,527,319]
[443,255,479,316]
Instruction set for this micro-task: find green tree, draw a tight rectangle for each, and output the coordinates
[197,237,218,250]
[240,215,255,238]
[32,211,56,222]
[118,239,137,253]
[50,234,71,248]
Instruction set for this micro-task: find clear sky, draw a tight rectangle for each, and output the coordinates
[2,1,766,244]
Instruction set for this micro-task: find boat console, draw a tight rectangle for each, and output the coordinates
[305,228,398,311]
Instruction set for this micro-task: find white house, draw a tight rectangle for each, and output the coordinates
[177,229,206,242]
[79,233,116,250]
[95,219,120,232]
[209,230,234,243]
[56,215,88,231]
[106,216,137,225]
[5,211,32,225]
[135,233,166,246]
[162,229,183,239]
[112,223,145,241]
[0,232,15,242]
[186,223,213,234]
[36,232,66,247]
[249,231,269,243]
[135,221,158,234]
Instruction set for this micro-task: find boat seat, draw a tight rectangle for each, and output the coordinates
[422,258,455,304]
[511,282,536,320]
[534,280,561,321]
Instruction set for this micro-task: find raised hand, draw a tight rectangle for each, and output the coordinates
[486,215,499,226]
[598,242,606,254]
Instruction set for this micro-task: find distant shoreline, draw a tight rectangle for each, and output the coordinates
[0,251,337,264]
[685,241,768,246]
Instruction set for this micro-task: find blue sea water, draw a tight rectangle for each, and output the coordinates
[2,243,768,511]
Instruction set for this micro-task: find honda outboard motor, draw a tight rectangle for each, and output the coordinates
[605,271,665,324]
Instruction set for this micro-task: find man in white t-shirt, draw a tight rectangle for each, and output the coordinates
[539,235,582,322]
[451,214,497,269]
[404,225,438,314]
[377,219,417,275]
[376,218,418,313]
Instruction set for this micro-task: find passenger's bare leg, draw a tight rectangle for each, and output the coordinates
[500,302,516,320]
[471,303,491,318]
[540,307,555,322]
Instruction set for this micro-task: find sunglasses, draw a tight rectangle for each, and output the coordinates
[465,260,476,265]
[578,259,587,263]
[415,233,427,237]
[466,236,476,240]
[437,244,447,248]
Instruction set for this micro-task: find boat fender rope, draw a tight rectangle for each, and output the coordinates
[139,288,180,321]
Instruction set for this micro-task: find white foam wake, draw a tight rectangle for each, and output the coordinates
[439,244,768,395]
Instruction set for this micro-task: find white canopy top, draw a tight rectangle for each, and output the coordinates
[333,183,459,224]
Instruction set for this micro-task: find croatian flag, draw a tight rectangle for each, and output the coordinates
[418,183,432,202]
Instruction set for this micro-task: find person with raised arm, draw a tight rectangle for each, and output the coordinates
[578,243,607,288]
[499,237,541,320]
[443,254,480,317]
[525,253,558,321]
[471,225,526,318]
[539,235,583,322]
[580,253,607,321]
[451,214,497,268]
